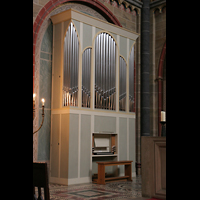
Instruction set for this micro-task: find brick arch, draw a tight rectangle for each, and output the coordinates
[33,0,122,91]
[158,41,166,136]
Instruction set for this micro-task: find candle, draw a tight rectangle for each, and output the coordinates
[67,92,69,106]
[161,111,166,122]
[33,93,36,101]
[33,93,36,120]
[41,98,45,106]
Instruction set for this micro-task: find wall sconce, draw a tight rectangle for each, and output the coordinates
[33,93,45,135]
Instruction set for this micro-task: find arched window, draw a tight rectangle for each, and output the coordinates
[129,45,134,112]
[119,56,126,111]
[82,47,91,108]
[95,32,116,110]
[63,22,79,107]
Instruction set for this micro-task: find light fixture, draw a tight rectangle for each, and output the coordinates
[33,93,45,135]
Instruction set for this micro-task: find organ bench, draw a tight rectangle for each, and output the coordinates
[93,160,133,184]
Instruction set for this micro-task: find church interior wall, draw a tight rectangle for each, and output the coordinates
[149,3,166,137]
[37,22,53,161]
[33,1,140,184]
[33,1,166,184]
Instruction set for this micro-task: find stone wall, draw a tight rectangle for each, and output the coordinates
[149,3,166,137]
[33,0,141,32]
[33,0,166,176]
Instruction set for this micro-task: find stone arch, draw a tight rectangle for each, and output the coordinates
[33,0,122,92]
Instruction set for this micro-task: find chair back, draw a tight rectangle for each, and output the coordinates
[33,162,50,200]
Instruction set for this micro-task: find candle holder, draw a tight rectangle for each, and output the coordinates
[160,121,166,136]
[33,95,45,135]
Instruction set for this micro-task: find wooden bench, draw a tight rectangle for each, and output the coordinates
[93,160,133,184]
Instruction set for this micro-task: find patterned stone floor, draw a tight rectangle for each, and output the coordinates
[49,176,150,200]
[36,175,150,199]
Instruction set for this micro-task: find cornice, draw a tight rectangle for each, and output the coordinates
[124,0,143,8]
[150,0,166,8]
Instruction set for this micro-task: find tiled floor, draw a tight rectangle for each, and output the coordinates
[46,175,150,199]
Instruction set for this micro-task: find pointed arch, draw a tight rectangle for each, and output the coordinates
[33,0,122,93]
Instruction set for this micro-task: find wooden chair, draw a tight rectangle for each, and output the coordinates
[33,162,50,200]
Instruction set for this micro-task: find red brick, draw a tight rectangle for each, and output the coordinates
[33,22,38,34]
[59,0,68,4]
[33,44,35,55]
[39,7,46,18]
[51,0,59,3]
[44,1,53,10]
[34,16,41,29]
[33,32,37,46]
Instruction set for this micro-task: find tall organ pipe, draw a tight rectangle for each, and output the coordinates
[95,32,116,110]
[119,56,126,111]
[63,22,79,107]
[82,48,91,107]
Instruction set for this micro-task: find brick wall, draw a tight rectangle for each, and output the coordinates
[33,0,141,32]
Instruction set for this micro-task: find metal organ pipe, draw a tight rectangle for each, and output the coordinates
[82,48,91,108]
[63,26,133,111]
[119,56,126,111]
[95,32,116,110]
[63,22,79,107]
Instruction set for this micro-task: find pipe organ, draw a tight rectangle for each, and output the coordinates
[51,10,139,111]
[119,56,126,111]
[82,47,91,108]
[63,22,79,107]
[95,32,116,110]
[129,46,134,112]
[50,9,139,186]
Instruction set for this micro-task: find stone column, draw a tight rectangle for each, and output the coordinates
[141,0,150,136]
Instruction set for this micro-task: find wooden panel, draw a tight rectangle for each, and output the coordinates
[80,114,91,178]
[52,23,61,109]
[51,114,60,178]
[97,164,105,184]
[60,114,69,179]
[68,114,79,178]
[119,117,127,174]
[94,116,116,132]
[96,161,132,165]
[111,135,115,146]
[154,141,166,198]
[105,176,129,181]
[125,164,132,181]
[141,136,166,199]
